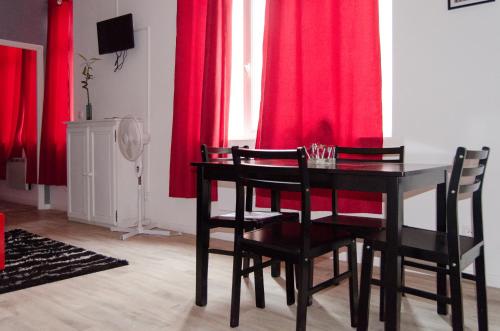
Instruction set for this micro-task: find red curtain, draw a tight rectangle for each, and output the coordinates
[21,50,38,184]
[256,0,383,212]
[169,0,232,198]
[0,45,23,180]
[39,0,73,186]
[10,102,24,159]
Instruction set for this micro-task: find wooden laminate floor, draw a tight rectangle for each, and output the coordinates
[0,201,499,331]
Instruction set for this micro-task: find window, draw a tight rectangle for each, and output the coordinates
[228,1,392,140]
[228,0,266,141]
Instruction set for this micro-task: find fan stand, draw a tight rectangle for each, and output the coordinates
[111,159,181,240]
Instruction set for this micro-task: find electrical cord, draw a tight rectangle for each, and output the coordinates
[114,50,128,72]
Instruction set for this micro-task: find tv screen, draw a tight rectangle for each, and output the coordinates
[97,13,135,55]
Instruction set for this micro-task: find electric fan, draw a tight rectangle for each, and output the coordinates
[111,116,178,240]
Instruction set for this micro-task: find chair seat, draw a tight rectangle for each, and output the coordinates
[313,214,385,230]
[366,226,483,265]
[209,212,299,230]
[241,221,352,261]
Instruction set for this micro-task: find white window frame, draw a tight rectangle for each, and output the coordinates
[228,0,265,144]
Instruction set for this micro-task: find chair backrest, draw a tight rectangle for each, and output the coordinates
[201,145,233,162]
[335,146,405,163]
[201,144,254,211]
[231,147,313,253]
[446,146,489,259]
[331,146,405,215]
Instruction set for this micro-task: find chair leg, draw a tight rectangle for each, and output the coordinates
[271,261,281,277]
[379,251,385,322]
[295,264,299,290]
[296,259,311,331]
[253,255,265,309]
[308,259,314,306]
[357,242,374,331]
[348,241,359,328]
[437,261,449,315]
[196,226,210,307]
[333,248,340,285]
[475,248,488,331]
[230,244,244,327]
[449,261,465,331]
[286,262,296,305]
[401,256,406,297]
[243,256,250,278]
[293,260,313,305]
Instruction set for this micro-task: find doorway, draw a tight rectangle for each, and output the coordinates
[0,39,48,210]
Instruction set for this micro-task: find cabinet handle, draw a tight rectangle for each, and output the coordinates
[87,172,94,177]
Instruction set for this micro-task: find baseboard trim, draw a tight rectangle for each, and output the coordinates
[487,273,500,288]
[0,194,37,207]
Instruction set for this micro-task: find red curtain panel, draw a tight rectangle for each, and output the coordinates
[39,0,73,186]
[21,50,38,184]
[169,0,232,198]
[9,50,37,174]
[0,45,23,180]
[10,91,25,159]
[256,0,383,212]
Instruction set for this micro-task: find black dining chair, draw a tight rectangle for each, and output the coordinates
[314,146,405,319]
[201,145,296,299]
[357,147,490,331]
[229,147,359,331]
[331,146,404,270]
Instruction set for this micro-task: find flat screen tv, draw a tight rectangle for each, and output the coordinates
[97,13,134,55]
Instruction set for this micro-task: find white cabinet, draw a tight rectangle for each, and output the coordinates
[67,120,137,227]
[67,125,88,221]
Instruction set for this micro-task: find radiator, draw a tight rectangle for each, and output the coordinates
[6,158,30,190]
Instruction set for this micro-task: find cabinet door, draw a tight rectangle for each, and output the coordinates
[67,127,89,220]
[89,125,116,226]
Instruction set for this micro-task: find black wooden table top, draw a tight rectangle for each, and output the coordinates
[192,159,449,177]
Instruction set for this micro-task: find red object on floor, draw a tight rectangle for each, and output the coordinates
[0,213,4,270]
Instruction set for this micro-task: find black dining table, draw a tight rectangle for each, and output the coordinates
[192,159,449,331]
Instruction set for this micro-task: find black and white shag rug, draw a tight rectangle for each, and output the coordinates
[0,229,128,294]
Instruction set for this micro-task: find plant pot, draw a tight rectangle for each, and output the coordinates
[86,103,92,120]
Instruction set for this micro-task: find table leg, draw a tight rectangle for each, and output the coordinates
[271,190,281,278]
[196,167,211,307]
[436,179,448,315]
[384,178,403,331]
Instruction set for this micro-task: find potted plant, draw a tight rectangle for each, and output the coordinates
[79,54,100,120]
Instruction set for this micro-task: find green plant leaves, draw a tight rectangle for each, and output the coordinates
[79,54,101,104]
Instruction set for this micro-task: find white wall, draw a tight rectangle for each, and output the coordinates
[73,0,205,233]
[393,0,500,286]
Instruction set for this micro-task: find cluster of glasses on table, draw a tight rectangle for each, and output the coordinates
[306,143,335,164]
